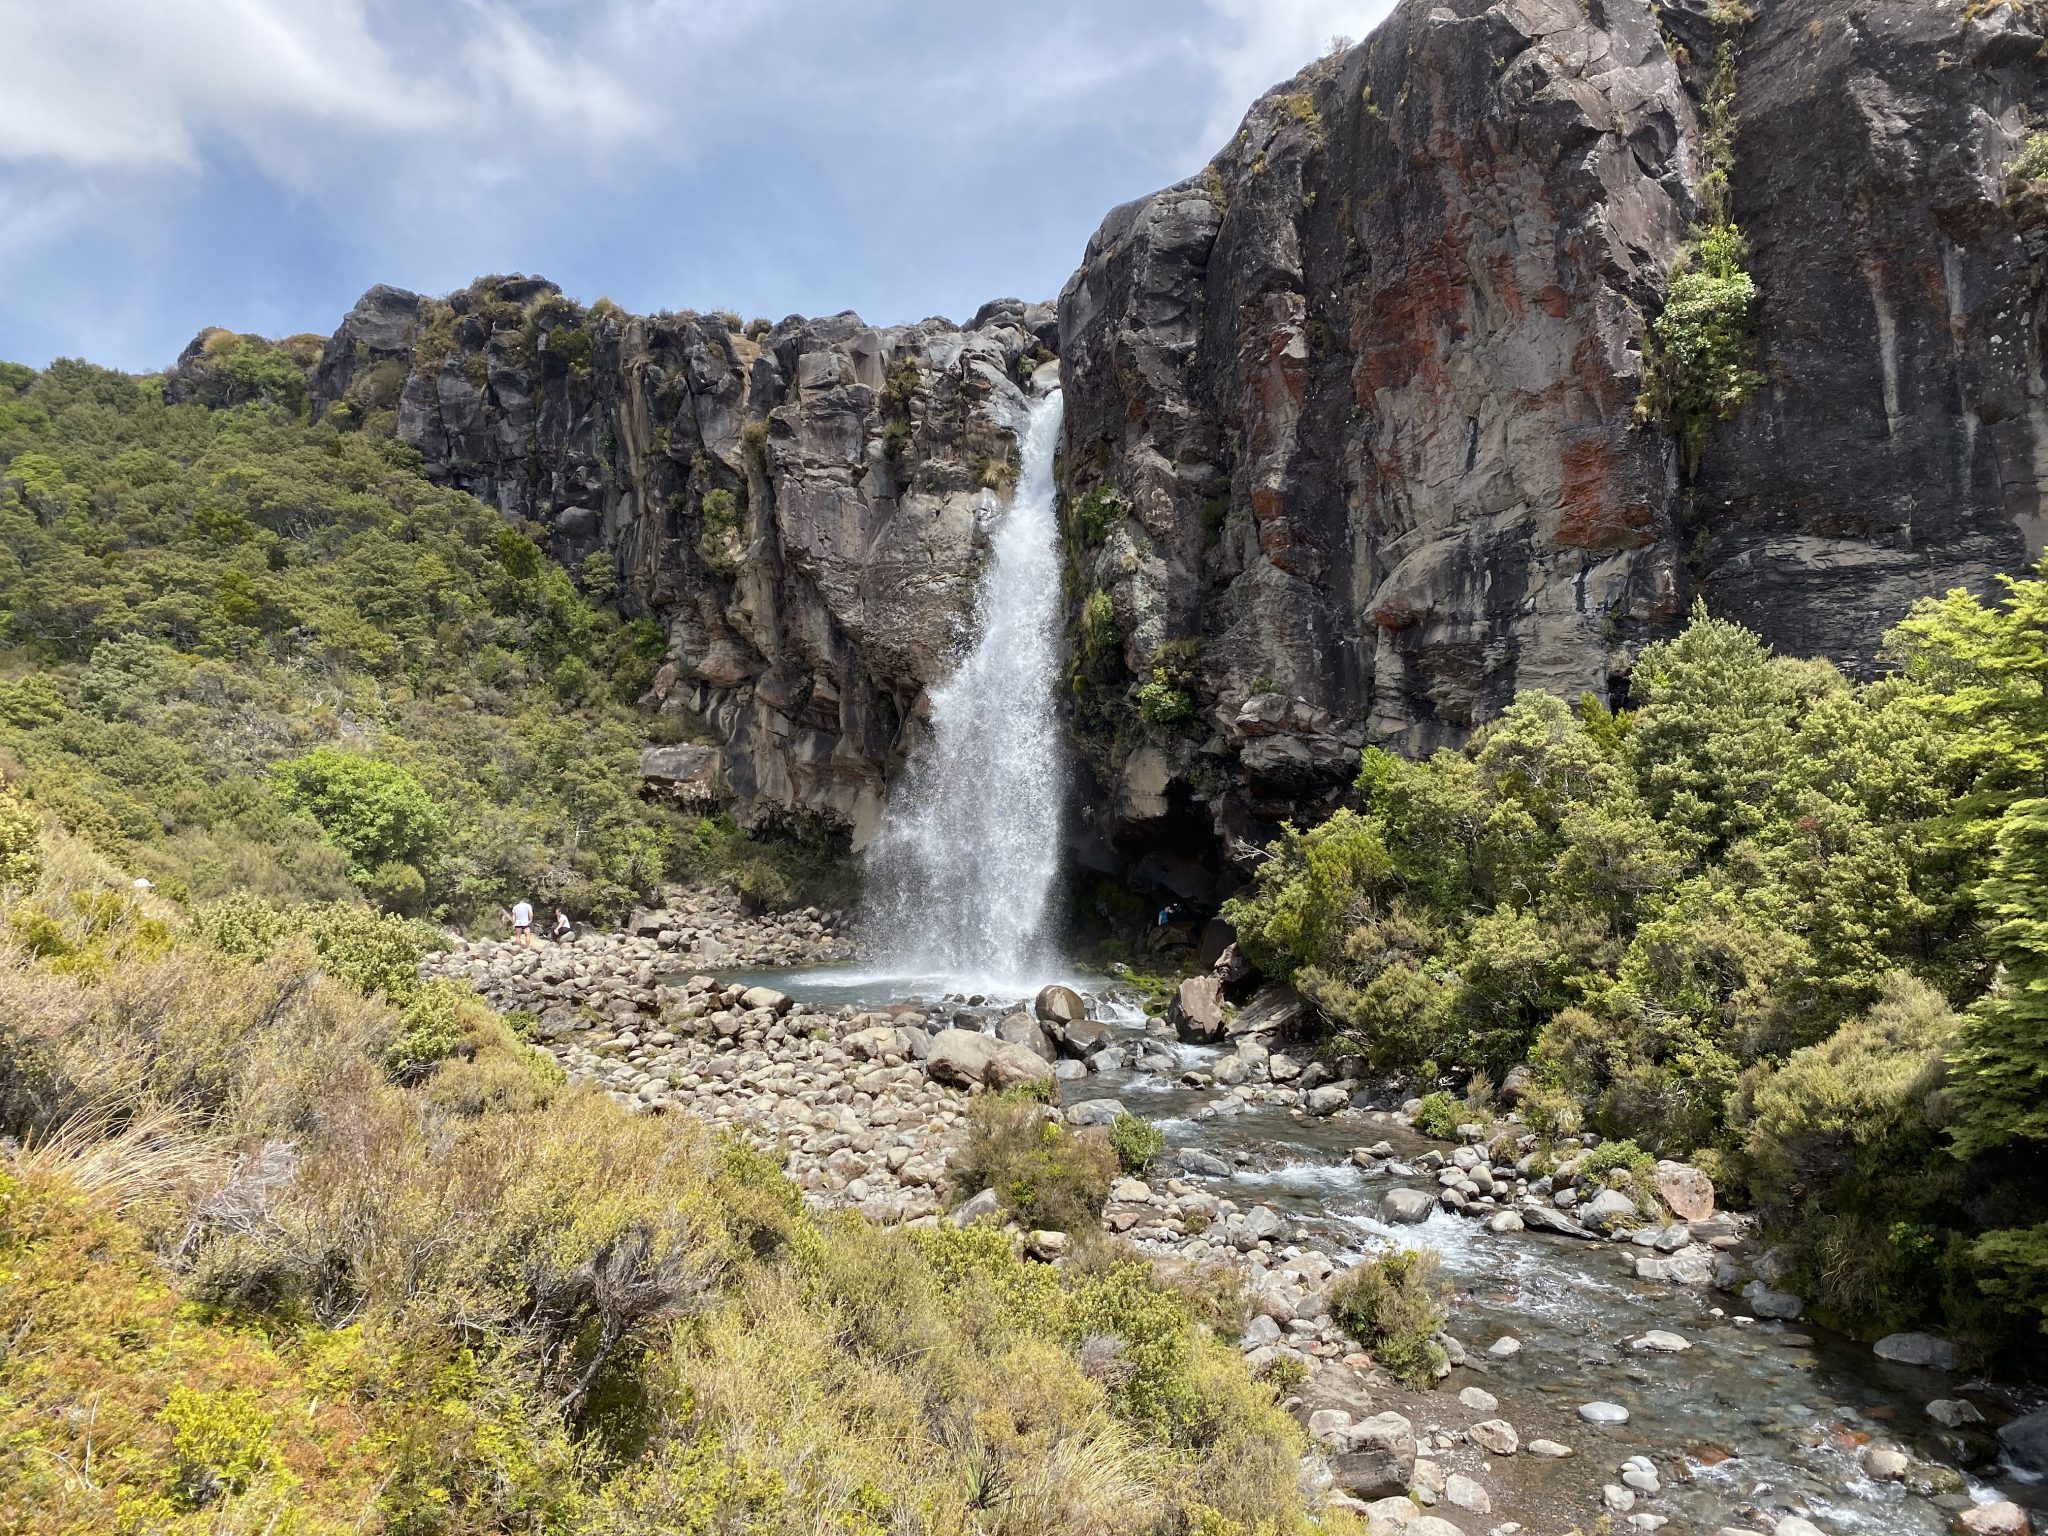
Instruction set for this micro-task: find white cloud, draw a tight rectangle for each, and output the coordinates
[0,0,662,175]
[1189,0,1397,161]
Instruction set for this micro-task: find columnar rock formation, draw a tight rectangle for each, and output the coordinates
[246,0,2045,893]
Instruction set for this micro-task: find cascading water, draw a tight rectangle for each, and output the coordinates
[860,387,1066,989]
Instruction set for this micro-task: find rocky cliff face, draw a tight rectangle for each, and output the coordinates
[263,0,2044,895]
[1058,0,2046,887]
[305,278,1055,845]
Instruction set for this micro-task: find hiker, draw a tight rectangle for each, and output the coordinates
[508,898,535,947]
[551,908,573,942]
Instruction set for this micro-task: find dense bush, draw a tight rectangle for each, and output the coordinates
[949,1091,1118,1232]
[1227,586,2048,1352]
[1328,1248,1449,1389]
[1109,1111,1166,1173]
[0,827,1322,1536]
[0,357,683,923]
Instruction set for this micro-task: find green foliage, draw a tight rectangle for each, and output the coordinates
[1412,1092,1460,1140]
[0,357,680,923]
[1081,588,1118,661]
[1328,1248,1449,1388]
[0,784,41,888]
[272,747,444,884]
[1109,1112,1166,1174]
[1136,668,1195,730]
[675,812,855,912]
[1070,485,1127,549]
[949,1093,1117,1232]
[0,872,1313,1535]
[1636,41,1764,472]
[697,486,741,574]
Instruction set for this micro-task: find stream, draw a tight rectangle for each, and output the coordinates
[725,963,2039,1536]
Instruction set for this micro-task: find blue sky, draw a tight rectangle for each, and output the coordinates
[0,0,1395,372]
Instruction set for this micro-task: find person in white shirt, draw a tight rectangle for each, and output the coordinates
[508,899,535,947]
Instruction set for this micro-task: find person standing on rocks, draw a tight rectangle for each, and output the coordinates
[508,898,535,948]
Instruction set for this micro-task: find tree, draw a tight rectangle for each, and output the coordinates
[271,749,443,890]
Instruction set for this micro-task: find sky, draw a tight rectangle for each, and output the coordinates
[0,0,1396,372]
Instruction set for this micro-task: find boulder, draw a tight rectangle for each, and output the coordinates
[1928,1399,1985,1428]
[926,1029,1057,1094]
[1956,1502,2031,1536]
[1580,1188,1641,1232]
[1873,1332,1959,1370]
[950,1188,1001,1227]
[1179,1148,1230,1177]
[1652,1159,1715,1221]
[1033,984,1087,1024]
[1741,1279,1804,1321]
[1997,1406,2048,1477]
[1467,1419,1518,1456]
[1169,975,1227,1041]
[1380,1188,1435,1224]
[995,1011,1058,1062]
[1064,1098,1126,1128]
[738,986,792,1014]
[1229,983,1304,1039]
[1331,1411,1416,1500]
[1307,1085,1349,1117]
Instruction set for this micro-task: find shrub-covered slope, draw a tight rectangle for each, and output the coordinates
[0,823,1319,1536]
[0,357,674,923]
[1225,593,2048,1357]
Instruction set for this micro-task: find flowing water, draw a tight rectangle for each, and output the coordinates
[859,388,1067,994]
[726,966,2040,1536]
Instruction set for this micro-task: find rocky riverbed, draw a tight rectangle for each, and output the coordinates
[424,903,2045,1536]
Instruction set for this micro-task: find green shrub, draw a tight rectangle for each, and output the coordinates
[949,1094,1117,1233]
[1136,669,1195,731]
[698,487,742,574]
[0,786,40,888]
[1328,1248,1450,1388]
[160,1384,287,1507]
[1071,486,1126,548]
[1109,1113,1165,1174]
[271,748,444,884]
[1081,589,1118,660]
[1412,1092,1460,1141]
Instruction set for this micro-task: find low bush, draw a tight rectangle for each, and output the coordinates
[1413,1091,1460,1140]
[1109,1112,1165,1174]
[950,1092,1118,1233]
[1328,1248,1450,1389]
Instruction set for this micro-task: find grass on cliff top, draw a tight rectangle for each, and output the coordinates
[0,817,1333,1536]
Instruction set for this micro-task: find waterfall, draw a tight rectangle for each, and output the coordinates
[861,387,1066,988]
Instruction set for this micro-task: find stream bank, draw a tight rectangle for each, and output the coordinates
[426,907,2044,1536]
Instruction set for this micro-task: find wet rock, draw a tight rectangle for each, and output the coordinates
[1775,1520,1825,1536]
[1956,1502,2031,1536]
[1306,1085,1349,1116]
[1741,1279,1804,1321]
[1380,1188,1435,1224]
[1519,1204,1594,1240]
[1179,1148,1230,1177]
[1168,975,1227,1042]
[1873,1332,1959,1370]
[1486,1210,1524,1234]
[1034,984,1087,1024]
[1861,1443,1910,1481]
[1229,983,1304,1039]
[1634,1249,1717,1285]
[1064,1098,1126,1128]
[1579,1402,1631,1426]
[1928,1399,1985,1429]
[1527,1439,1573,1458]
[1457,1386,1497,1413]
[1997,1407,2048,1477]
[1630,1330,1691,1354]
[1486,1336,1521,1359]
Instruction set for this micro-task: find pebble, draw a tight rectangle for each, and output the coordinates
[1467,1419,1519,1456]
[1630,1330,1692,1353]
[1487,1336,1522,1358]
[1527,1439,1574,1458]
[1579,1402,1632,1425]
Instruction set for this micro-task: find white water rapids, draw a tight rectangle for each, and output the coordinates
[860,387,1067,990]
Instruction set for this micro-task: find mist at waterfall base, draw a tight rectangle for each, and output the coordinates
[856,388,1071,998]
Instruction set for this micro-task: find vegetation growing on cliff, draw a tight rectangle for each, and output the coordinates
[0,823,1323,1536]
[0,357,674,924]
[1225,587,2048,1355]
[1636,38,1766,472]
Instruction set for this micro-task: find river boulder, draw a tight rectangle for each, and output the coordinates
[1034,984,1087,1024]
[1997,1406,2048,1477]
[926,1029,1057,1094]
[1873,1332,1959,1370]
[1169,975,1227,1041]
[995,1011,1058,1062]
[1653,1159,1716,1221]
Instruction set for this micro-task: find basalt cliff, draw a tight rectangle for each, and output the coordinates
[234,0,2047,897]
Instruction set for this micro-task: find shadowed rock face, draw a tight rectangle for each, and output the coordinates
[1056,0,2046,884]
[249,0,2043,893]
[306,280,1056,847]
